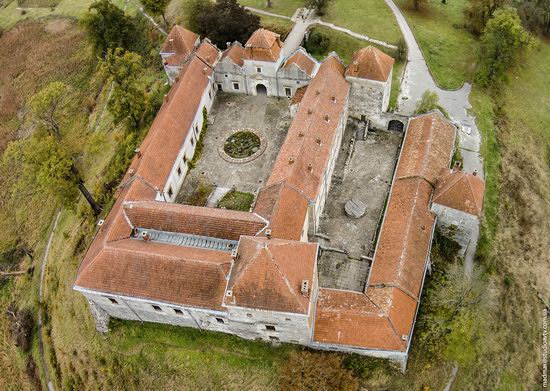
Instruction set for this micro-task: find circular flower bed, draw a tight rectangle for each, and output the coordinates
[223,131,261,159]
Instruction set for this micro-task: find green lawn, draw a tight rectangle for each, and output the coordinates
[395,0,478,89]
[324,0,403,44]
[217,190,255,211]
[238,0,303,17]
[0,0,94,29]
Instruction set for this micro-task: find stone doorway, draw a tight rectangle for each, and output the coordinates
[388,119,404,132]
[256,84,267,95]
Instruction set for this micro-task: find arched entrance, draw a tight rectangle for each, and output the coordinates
[256,84,267,95]
[388,120,404,132]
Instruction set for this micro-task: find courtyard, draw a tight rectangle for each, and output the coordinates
[177,92,291,208]
[316,119,403,291]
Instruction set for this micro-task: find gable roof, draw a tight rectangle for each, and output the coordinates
[283,48,318,76]
[267,54,350,201]
[221,42,246,67]
[433,169,485,216]
[161,25,199,56]
[225,237,318,314]
[253,181,309,241]
[244,28,282,62]
[196,39,220,67]
[345,46,395,82]
[397,111,456,185]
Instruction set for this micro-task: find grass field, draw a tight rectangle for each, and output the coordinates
[395,0,478,89]
[238,0,303,16]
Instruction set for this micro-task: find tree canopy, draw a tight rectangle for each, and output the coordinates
[476,6,533,87]
[305,0,335,15]
[415,90,440,114]
[185,0,260,47]
[141,0,170,27]
[464,0,508,35]
[29,81,69,139]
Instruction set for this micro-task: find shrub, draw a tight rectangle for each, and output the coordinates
[7,305,35,352]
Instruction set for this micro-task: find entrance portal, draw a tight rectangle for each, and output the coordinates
[256,84,267,95]
[388,120,404,132]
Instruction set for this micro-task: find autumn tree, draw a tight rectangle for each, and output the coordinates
[280,351,358,391]
[415,90,440,114]
[187,0,260,47]
[3,136,102,215]
[28,81,69,139]
[476,6,532,87]
[464,0,507,35]
[141,0,170,27]
[101,48,149,129]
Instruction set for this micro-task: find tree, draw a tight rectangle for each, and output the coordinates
[517,0,550,37]
[305,0,334,15]
[464,0,507,35]
[476,6,532,87]
[3,136,102,215]
[141,0,170,27]
[101,48,149,129]
[415,90,440,114]
[409,0,426,11]
[189,0,260,47]
[280,351,358,391]
[83,0,145,58]
[28,81,69,139]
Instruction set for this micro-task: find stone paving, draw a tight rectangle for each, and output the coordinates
[317,119,403,291]
[177,93,291,202]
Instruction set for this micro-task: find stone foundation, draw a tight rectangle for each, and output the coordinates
[88,300,110,333]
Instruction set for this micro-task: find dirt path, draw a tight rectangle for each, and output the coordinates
[38,209,62,391]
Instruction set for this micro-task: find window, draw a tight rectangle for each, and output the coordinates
[285,318,291,322]
[233,82,240,90]
[224,74,228,78]
[215,317,225,324]
[285,87,292,97]
[209,91,212,99]
[177,166,182,176]
[265,325,276,331]
[191,137,195,146]
[152,305,162,312]
[217,83,223,91]
[174,308,184,315]
[183,155,188,164]
[269,336,279,341]
[296,80,300,85]
[107,297,118,305]
[194,124,199,135]
[167,187,173,198]
[246,313,253,318]
[256,67,262,73]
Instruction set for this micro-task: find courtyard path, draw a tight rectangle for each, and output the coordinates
[382,0,483,273]
[38,209,62,391]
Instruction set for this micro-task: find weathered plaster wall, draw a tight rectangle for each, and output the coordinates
[431,203,478,256]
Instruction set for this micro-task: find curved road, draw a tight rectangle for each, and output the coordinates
[384,0,482,272]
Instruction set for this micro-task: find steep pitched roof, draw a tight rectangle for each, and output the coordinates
[244,28,282,62]
[397,111,456,185]
[253,181,309,241]
[345,46,395,82]
[283,47,318,76]
[225,237,318,314]
[196,39,220,67]
[123,201,267,241]
[433,169,485,216]
[161,25,199,56]
[267,54,350,201]
[221,42,246,67]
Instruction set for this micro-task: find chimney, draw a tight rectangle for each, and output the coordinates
[316,137,322,145]
[231,248,238,260]
[265,229,272,239]
[307,108,313,115]
[140,231,151,241]
[135,148,141,158]
[289,156,295,164]
[473,169,478,176]
[226,42,231,48]
[202,67,208,75]
[353,60,359,72]
[307,163,313,171]
[164,94,169,103]
[175,75,180,82]
[331,95,336,103]
[324,114,329,122]
[315,90,320,95]
[128,168,135,176]
[298,131,305,137]
[453,161,461,172]
[300,280,310,297]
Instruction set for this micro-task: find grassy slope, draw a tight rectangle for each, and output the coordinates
[395,0,478,89]
[238,0,303,16]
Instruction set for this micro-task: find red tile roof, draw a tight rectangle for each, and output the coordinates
[267,55,349,201]
[433,169,485,216]
[221,42,246,67]
[345,46,395,82]
[161,25,199,56]
[397,111,456,185]
[244,28,282,62]
[123,201,267,241]
[253,181,309,241]
[196,39,220,67]
[225,237,318,314]
[283,48,317,76]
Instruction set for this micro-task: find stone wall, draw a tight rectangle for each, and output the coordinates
[346,70,392,121]
[431,203,479,256]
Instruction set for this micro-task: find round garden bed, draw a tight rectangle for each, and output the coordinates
[219,129,267,163]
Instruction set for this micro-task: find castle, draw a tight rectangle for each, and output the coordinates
[74,26,484,369]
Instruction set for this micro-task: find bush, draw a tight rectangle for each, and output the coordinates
[223,131,260,159]
[279,351,358,391]
[217,190,254,211]
[7,305,35,352]
[304,29,330,57]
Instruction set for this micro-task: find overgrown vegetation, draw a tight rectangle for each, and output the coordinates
[223,131,261,159]
[217,190,255,211]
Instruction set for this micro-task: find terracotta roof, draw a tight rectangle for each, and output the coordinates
[283,48,317,76]
[368,177,435,298]
[225,237,318,314]
[244,28,282,62]
[123,201,267,241]
[196,39,220,67]
[76,239,232,311]
[134,56,213,189]
[313,288,415,351]
[290,85,307,105]
[345,46,395,82]
[267,55,349,201]
[253,181,309,241]
[221,42,246,67]
[397,111,456,185]
[161,25,199,56]
[433,169,485,216]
